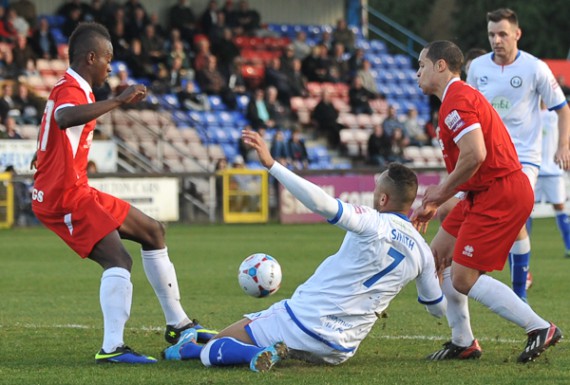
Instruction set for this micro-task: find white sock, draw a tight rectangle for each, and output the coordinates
[100,267,132,353]
[468,275,549,333]
[442,267,474,346]
[141,247,190,327]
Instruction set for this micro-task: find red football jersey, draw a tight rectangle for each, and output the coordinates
[438,78,521,192]
[32,69,96,213]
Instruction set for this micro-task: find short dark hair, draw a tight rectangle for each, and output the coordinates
[486,8,518,26]
[424,40,464,74]
[68,22,111,64]
[464,48,487,63]
[385,163,418,208]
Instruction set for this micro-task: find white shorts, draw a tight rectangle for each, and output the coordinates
[521,164,539,191]
[244,300,356,365]
[535,175,566,204]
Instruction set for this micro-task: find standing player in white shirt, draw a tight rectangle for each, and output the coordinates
[162,130,447,372]
[533,102,570,257]
[467,8,570,302]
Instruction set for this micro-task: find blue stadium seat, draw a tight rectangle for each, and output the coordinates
[222,143,238,159]
[172,110,189,127]
[370,39,387,53]
[208,95,227,110]
[111,61,129,76]
[236,94,250,112]
[50,27,67,44]
[394,54,412,69]
[160,94,180,110]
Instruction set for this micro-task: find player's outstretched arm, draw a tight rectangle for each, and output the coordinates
[242,130,338,219]
[55,84,147,129]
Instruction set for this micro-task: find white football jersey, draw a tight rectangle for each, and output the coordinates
[467,51,567,166]
[539,109,562,176]
[286,201,443,353]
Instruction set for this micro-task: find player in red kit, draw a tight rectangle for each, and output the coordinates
[413,40,561,363]
[32,22,215,364]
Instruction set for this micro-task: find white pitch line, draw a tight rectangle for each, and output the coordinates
[0,323,530,344]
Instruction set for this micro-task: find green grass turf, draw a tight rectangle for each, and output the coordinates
[0,219,568,385]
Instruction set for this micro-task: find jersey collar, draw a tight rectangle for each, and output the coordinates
[441,77,461,102]
[490,50,521,65]
[66,67,94,95]
[386,212,411,222]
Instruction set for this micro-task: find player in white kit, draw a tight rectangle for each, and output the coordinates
[162,130,446,372]
[533,103,570,257]
[467,8,570,301]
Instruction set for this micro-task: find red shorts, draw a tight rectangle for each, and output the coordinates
[33,188,131,258]
[442,171,533,272]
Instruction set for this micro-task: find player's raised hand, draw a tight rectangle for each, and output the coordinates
[410,204,437,233]
[116,84,147,105]
[241,130,275,169]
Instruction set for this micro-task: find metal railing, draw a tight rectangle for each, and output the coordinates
[363,4,427,59]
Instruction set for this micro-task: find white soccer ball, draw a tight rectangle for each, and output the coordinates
[238,253,282,298]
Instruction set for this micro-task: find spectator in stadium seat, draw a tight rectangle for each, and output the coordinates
[207,11,226,47]
[381,105,402,136]
[356,59,378,95]
[332,19,355,53]
[5,6,29,38]
[264,57,292,107]
[301,44,322,83]
[2,116,22,139]
[349,76,375,115]
[167,39,192,71]
[201,0,219,36]
[0,6,17,43]
[212,27,240,80]
[109,12,130,61]
[424,110,439,146]
[367,123,392,166]
[287,128,309,170]
[246,88,274,130]
[265,86,292,130]
[305,45,331,83]
[13,83,42,125]
[140,24,166,65]
[196,54,237,109]
[125,5,148,41]
[292,31,311,61]
[319,30,333,54]
[233,0,260,36]
[11,34,35,75]
[0,83,18,124]
[62,5,82,38]
[177,81,210,112]
[124,38,155,80]
[312,87,341,148]
[288,58,308,98]
[221,0,237,29]
[227,56,247,95]
[30,16,58,60]
[193,38,211,72]
[10,0,37,31]
[403,107,429,147]
[169,0,196,44]
[270,129,290,166]
[330,43,350,83]
[279,44,296,77]
[348,47,365,78]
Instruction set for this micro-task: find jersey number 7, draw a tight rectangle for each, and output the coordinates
[363,247,405,288]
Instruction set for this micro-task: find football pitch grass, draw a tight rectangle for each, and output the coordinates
[1,219,568,385]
